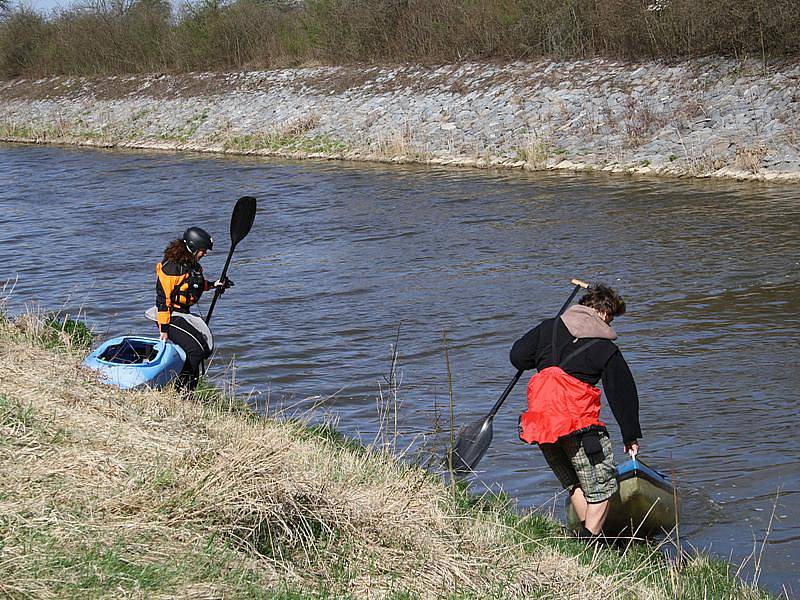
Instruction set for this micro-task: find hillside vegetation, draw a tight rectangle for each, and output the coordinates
[1,0,799,79]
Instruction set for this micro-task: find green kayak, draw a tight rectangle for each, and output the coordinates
[566,458,679,536]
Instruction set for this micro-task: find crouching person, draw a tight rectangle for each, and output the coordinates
[510,284,641,539]
[151,227,233,391]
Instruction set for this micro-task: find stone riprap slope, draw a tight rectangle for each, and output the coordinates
[1,58,799,182]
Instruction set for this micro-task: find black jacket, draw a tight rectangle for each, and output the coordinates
[510,317,642,444]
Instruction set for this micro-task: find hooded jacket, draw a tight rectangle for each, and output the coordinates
[510,305,641,444]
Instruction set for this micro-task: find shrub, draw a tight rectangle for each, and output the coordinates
[1,0,798,77]
[0,8,47,78]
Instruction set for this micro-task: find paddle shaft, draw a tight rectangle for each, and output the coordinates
[487,370,523,419]
[205,244,236,324]
[486,278,589,419]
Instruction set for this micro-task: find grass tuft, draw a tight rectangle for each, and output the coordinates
[0,309,777,599]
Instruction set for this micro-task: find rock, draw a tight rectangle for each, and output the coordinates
[2,59,799,182]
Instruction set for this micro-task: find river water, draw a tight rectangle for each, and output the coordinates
[2,143,799,596]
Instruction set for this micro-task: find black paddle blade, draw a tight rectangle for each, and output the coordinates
[230,196,257,245]
[445,416,494,476]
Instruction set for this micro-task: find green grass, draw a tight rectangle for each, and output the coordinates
[0,393,36,429]
[44,315,92,350]
[222,133,348,155]
[11,529,282,598]
[0,391,73,445]
[0,122,39,139]
[295,421,368,456]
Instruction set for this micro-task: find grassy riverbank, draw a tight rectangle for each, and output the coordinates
[0,308,775,599]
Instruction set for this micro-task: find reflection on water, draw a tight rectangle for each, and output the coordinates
[2,143,799,596]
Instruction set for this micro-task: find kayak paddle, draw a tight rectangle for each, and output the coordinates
[205,196,257,324]
[446,278,590,476]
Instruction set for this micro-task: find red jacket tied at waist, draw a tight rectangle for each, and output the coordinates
[519,366,604,445]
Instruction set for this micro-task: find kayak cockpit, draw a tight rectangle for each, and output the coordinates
[98,338,159,364]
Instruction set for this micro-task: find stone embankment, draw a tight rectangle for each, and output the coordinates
[1,58,799,182]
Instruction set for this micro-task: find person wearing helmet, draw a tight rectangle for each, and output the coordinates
[152,226,233,391]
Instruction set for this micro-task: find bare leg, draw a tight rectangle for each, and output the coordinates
[570,486,588,523]
[584,500,610,534]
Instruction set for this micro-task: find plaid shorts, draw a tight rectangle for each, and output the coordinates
[539,430,618,503]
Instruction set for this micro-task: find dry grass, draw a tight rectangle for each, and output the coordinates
[0,310,775,599]
[734,144,769,173]
[370,121,432,164]
[516,130,557,169]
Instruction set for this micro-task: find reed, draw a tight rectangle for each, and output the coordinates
[0,306,777,599]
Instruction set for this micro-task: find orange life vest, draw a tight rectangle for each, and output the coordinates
[155,260,208,329]
[518,327,604,445]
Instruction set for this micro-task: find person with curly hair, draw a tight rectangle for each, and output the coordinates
[151,227,233,391]
[510,284,641,541]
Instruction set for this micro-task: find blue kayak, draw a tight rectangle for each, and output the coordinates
[566,458,678,536]
[83,336,186,390]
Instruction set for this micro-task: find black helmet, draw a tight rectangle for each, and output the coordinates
[183,227,213,253]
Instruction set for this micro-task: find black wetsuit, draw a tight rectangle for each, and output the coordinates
[155,259,213,390]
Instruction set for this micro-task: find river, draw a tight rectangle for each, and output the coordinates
[2,143,798,596]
